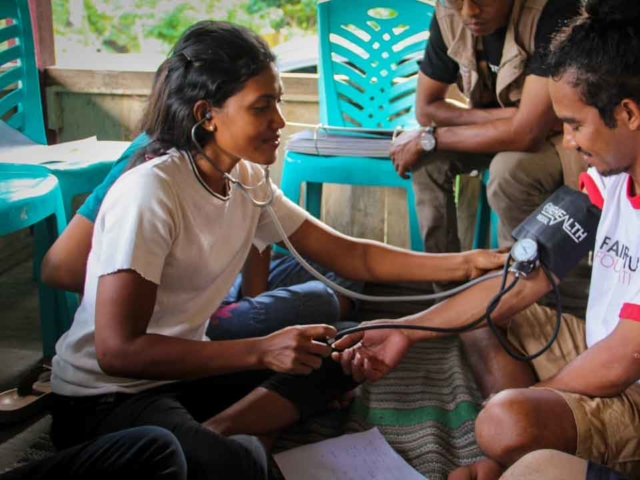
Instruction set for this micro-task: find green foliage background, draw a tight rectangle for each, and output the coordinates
[53,0,317,54]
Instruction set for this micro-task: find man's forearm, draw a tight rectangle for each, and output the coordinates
[435,118,546,153]
[401,268,553,343]
[538,325,640,397]
[418,99,517,127]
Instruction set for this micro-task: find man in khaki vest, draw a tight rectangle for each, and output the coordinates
[391,0,582,254]
[391,0,584,406]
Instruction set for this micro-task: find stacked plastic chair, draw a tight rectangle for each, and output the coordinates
[0,0,46,144]
[0,0,118,221]
[0,164,78,357]
[1,0,97,355]
[280,0,435,251]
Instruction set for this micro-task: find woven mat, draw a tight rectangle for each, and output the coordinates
[274,337,484,480]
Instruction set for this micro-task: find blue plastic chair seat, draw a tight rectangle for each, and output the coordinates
[0,165,78,356]
[42,159,118,221]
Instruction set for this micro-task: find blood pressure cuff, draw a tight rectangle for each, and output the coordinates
[512,185,601,280]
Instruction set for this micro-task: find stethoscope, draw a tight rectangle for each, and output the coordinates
[190,118,561,361]
[190,117,276,208]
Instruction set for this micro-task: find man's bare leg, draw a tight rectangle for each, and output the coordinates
[449,387,578,480]
[460,329,537,399]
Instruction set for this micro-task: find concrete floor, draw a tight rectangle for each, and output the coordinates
[0,258,42,392]
[0,233,51,471]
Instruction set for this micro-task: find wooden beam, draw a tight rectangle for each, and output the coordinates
[28,0,56,142]
[28,0,55,69]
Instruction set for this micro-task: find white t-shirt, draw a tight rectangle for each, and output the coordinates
[580,168,640,348]
[52,149,309,396]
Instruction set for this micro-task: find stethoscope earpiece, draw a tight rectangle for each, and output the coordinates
[189,119,275,207]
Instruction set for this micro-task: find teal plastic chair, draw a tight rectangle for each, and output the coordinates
[280,0,435,251]
[0,164,78,357]
[41,158,119,222]
[0,0,118,221]
[0,0,46,145]
[471,170,499,249]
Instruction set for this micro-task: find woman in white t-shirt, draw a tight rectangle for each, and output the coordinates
[50,21,505,479]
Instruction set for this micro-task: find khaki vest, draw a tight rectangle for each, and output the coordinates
[435,0,584,189]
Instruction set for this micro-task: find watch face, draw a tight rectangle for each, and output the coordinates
[420,132,436,152]
[511,238,538,263]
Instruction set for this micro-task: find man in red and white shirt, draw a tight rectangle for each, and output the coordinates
[581,169,640,349]
[334,1,640,478]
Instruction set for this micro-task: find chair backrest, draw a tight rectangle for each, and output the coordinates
[317,0,435,130]
[0,0,47,145]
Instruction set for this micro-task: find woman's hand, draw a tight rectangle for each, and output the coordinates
[331,320,412,383]
[258,324,336,374]
[463,249,508,279]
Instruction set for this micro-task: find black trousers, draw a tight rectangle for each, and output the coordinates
[587,462,630,480]
[0,426,187,480]
[51,358,357,480]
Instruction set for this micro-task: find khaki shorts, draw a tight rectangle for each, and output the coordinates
[507,303,640,476]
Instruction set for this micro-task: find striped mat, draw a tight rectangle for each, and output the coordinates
[274,337,486,480]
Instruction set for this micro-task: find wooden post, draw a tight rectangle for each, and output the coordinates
[28,0,56,143]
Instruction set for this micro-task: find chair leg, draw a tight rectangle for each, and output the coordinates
[33,210,76,358]
[405,186,423,252]
[490,209,500,249]
[62,193,74,224]
[280,166,303,206]
[33,218,60,357]
[472,181,491,250]
[276,168,302,255]
[306,182,323,219]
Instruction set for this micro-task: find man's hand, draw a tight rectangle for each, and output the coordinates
[390,129,425,179]
[331,321,412,382]
[258,324,336,374]
[463,249,508,279]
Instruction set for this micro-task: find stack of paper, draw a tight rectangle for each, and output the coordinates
[0,119,130,167]
[274,428,426,479]
[285,128,396,158]
[0,137,129,167]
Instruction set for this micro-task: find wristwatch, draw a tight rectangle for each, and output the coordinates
[419,126,437,152]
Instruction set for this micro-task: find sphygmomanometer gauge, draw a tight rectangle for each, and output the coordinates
[510,238,539,276]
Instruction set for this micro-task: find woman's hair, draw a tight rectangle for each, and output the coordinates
[548,0,640,128]
[133,21,276,164]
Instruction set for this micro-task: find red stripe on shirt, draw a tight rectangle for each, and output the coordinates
[620,303,640,322]
[626,176,640,210]
[579,172,604,210]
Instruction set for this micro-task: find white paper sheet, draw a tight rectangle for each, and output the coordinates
[0,120,38,148]
[274,428,426,480]
[0,137,129,166]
